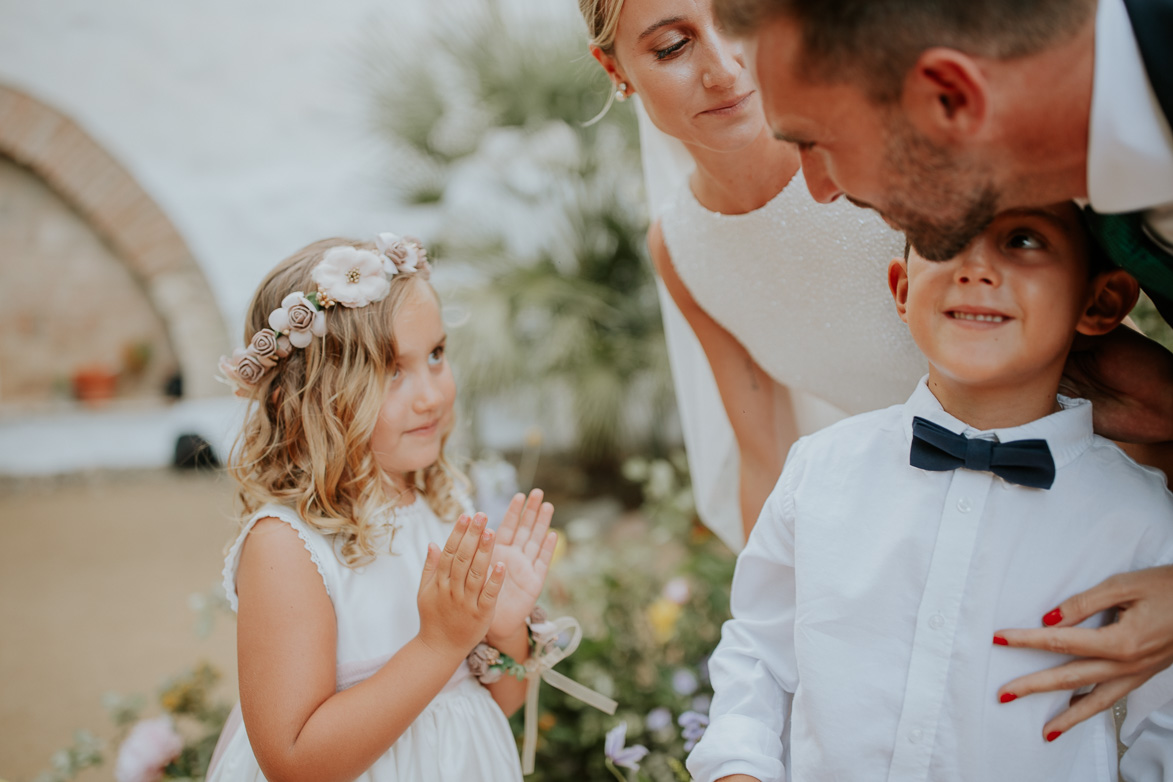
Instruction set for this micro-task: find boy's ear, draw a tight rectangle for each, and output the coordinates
[888,257,910,323]
[1076,269,1140,336]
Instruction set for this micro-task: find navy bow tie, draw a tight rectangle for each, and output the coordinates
[910,416,1056,490]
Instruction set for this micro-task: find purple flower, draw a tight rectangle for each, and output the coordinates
[672,667,698,696]
[645,706,673,732]
[604,722,650,770]
[678,710,710,752]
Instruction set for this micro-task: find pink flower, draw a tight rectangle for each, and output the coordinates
[114,716,184,782]
[311,246,390,308]
[268,292,326,349]
[468,643,504,683]
[375,232,428,277]
[248,328,282,366]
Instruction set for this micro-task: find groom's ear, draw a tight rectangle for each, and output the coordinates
[888,257,910,323]
[902,48,989,142]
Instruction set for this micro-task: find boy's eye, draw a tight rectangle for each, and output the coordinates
[1006,232,1044,251]
[654,37,688,60]
[428,346,445,366]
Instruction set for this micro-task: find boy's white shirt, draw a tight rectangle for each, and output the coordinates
[688,377,1173,782]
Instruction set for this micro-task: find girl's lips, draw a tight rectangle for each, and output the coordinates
[944,308,1013,327]
[406,421,439,436]
[699,92,753,116]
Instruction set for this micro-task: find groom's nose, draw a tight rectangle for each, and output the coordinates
[800,150,844,204]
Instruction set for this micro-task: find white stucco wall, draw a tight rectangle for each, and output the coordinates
[0,0,436,334]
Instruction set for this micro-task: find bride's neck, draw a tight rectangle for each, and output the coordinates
[685,129,800,215]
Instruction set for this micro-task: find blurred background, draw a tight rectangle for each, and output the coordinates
[0,1,732,780]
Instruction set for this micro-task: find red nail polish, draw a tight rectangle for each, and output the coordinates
[993,635,1009,646]
[1046,730,1062,742]
[1042,608,1063,626]
[1000,693,1017,704]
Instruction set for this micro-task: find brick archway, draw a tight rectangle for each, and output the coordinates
[0,85,228,398]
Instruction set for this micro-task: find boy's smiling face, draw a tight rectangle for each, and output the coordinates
[889,203,1137,405]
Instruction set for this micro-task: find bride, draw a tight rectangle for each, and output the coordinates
[575,0,1173,738]
[579,0,923,548]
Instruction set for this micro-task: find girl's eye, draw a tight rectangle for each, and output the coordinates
[654,37,688,60]
[389,365,402,381]
[428,346,445,366]
[1006,232,1044,251]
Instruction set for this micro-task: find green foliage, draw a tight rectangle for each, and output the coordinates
[1133,291,1173,352]
[365,0,670,465]
[521,455,734,781]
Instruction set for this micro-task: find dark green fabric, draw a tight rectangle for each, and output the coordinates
[1083,208,1173,324]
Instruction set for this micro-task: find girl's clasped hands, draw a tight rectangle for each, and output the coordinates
[418,491,558,663]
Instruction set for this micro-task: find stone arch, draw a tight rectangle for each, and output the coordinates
[0,84,228,398]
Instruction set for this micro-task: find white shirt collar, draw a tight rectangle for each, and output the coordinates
[1086,0,1173,214]
[901,376,1095,470]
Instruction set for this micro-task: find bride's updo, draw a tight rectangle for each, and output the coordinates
[579,0,624,50]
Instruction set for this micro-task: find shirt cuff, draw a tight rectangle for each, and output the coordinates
[685,713,786,782]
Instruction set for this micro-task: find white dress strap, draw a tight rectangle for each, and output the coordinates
[221,504,333,612]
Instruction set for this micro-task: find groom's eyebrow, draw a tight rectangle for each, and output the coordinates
[638,16,684,41]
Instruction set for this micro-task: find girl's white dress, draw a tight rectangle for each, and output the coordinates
[206,498,523,782]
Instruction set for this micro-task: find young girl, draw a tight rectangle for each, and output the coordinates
[206,234,558,782]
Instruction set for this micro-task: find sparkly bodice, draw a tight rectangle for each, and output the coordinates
[660,168,926,415]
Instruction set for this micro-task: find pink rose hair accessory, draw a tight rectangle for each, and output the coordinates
[215,232,433,395]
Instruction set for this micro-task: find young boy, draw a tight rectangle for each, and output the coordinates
[686,203,1173,782]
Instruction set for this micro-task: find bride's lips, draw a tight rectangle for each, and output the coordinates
[698,92,754,116]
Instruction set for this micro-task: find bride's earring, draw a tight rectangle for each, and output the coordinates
[615,82,628,102]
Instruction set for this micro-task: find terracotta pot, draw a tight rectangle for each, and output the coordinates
[72,365,119,403]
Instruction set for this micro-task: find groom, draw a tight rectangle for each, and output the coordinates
[711,0,1173,743]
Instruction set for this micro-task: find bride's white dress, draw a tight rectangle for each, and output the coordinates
[638,102,926,551]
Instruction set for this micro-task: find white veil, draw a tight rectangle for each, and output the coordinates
[636,98,847,553]
[637,98,745,552]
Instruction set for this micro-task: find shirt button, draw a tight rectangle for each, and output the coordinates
[956,496,974,513]
[909,728,924,744]
[928,614,946,630]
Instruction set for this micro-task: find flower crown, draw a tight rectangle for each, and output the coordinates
[217,233,431,395]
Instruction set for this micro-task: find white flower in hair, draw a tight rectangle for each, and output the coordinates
[312,246,392,309]
[269,291,327,349]
[375,232,427,276]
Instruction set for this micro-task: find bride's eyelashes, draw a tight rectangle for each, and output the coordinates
[653,37,689,60]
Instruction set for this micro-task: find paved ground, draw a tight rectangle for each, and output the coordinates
[0,470,239,781]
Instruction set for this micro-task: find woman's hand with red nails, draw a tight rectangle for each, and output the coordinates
[993,565,1173,739]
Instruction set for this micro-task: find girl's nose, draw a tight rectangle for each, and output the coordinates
[413,374,442,412]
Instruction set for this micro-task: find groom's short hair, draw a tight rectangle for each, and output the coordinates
[714,0,1095,102]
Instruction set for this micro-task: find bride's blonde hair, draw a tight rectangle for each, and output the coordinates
[229,238,466,566]
[579,0,624,51]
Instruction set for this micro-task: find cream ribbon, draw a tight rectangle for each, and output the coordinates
[521,616,618,774]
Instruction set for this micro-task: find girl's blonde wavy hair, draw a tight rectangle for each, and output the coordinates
[229,237,467,567]
[579,0,625,50]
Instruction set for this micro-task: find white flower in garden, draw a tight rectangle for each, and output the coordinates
[311,247,390,309]
[645,706,673,732]
[661,576,691,606]
[672,668,699,696]
[268,292,326,348]
[604,721,649,771]
[114,716,183,782]
[678,710,710,752]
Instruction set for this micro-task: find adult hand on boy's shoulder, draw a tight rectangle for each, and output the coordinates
[1062,326,1173,443]
[995,565,1173,738]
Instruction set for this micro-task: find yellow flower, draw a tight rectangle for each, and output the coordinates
[647,597,682,644]
[538,712,558,731]
[550,533,568,567]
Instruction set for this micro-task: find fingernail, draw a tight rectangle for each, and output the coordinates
[1042,608,1063,626]
[482,529,493,542]
[1046,730,1062,742]
[474,514,486,528]
[993,635,1008,646]
[999,693,1017,704]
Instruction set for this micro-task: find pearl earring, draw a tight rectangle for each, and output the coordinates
[615,82,628,102]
